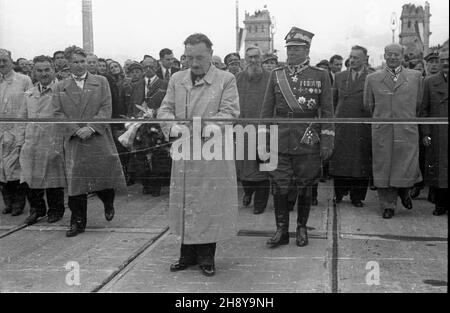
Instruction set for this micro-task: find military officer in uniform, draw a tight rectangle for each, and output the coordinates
[260,27,334,247]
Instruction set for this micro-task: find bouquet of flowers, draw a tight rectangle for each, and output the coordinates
[118,102,156,149]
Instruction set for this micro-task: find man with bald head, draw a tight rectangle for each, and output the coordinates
[364,43,423,219]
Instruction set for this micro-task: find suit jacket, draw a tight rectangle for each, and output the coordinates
[156,67,179,81]
[52,72,126,195]
[364,67,422,187]
[128,76,168,116]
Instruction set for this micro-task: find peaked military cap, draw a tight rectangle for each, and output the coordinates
[285,27,314,47]
[424,51,439,62]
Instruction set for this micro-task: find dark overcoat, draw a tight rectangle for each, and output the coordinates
[329,69,372,178]
[420,72,448,188]
[52,73,126,196]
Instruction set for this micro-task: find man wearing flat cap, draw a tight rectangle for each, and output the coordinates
[260,27,334,248]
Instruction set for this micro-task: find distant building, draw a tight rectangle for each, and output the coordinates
[243,9,273,54]
[399,2,431,57]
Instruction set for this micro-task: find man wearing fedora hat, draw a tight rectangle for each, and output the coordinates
[260,27,334,247]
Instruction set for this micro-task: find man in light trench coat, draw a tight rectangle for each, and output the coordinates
[20,55,67,225]
[364,43,423,219]
[157,33,240,277]
[0,48,33,217]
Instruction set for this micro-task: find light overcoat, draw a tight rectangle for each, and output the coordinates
[157,65,240,244]
[364,67,422,187]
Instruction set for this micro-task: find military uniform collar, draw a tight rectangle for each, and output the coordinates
[288,58,310,75]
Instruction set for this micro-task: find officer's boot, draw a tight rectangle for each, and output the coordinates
[296,186,312,247]
[267,194,289,248]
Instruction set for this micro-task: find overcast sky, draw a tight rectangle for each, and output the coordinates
[0,0,448,66]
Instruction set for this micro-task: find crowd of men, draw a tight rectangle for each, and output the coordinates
[0,27,447,276]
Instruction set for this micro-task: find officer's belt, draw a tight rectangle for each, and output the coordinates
[275,110,316,118]
[275,69,305,113]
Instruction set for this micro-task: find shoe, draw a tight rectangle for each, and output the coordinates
[296,226,309,247]
[47,214,63,223]
[242,195,251,207]
[2,206,12,214]
[253,207,265,215]
[199,264,215,277]
[311,198,318,206]
[334,196,343,204]
[24,212,44,225]
[66,223,85,237]
[351,200,364,207]
[266,229,289,247]
[104,205,115,221]
[369,185,377,191]
[382,209,395,219]
[433,208,447,216]
[410,186,421,199]
[11,208,24,216]
[170,262,190,272]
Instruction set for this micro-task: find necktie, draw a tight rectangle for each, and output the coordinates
[164,69,170,81]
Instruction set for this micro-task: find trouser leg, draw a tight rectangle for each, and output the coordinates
[196,243,217,266]
[312,183,318,200]
[435,188,448,211]
[253,180,270,212]
[46,188,65,217]
[350,177,369,202]
[179,244,197,265]
[334,176,349,200]
[241,180,254,207]
[96,189,115,208]
[1,182,13,213]
[377,187,398,210]
[9,181,27,215]
[241,181,255,197]
[68,194,88,229]
[26,188,47,216]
